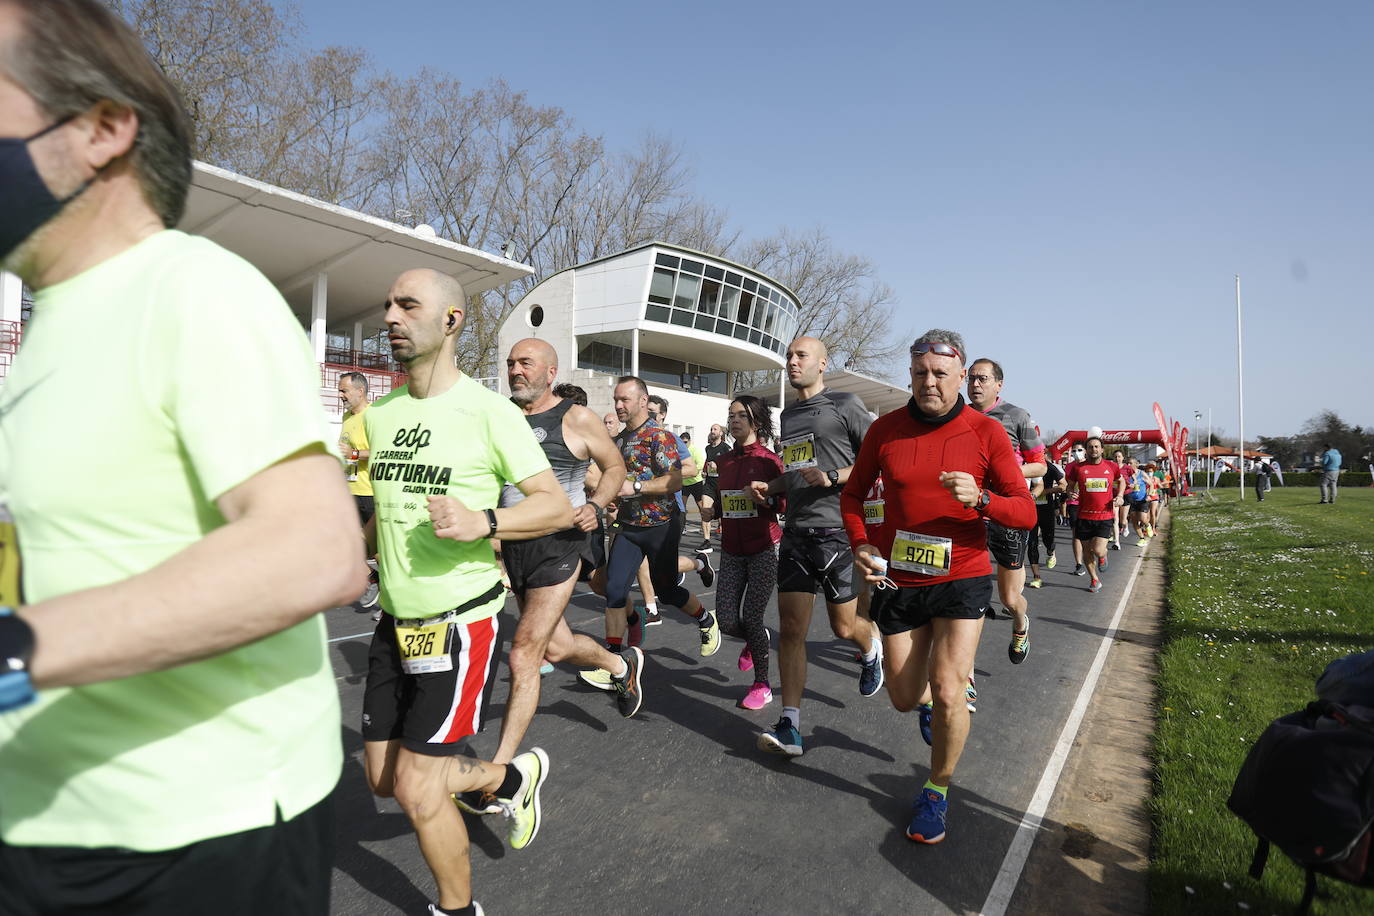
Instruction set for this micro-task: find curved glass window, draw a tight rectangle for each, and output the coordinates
[642,251,801,358]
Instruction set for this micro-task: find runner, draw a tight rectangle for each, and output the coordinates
[1065,436,1125,593]
[340,371,381,611]
[1109,449,1129,550]
[680,432,713,550]
[701,395,784,709]
[1065,442,1088,575]
[486,339,642,775]
[966,358,1044,665]
[1026,457,1064,589]
[0,6,363,911]
[751,336,882,758]
[843,330,1036,844]
[600,377,719,658]
[702,424,730,543]
[644,395,715,588]
[361,269,571,916]
[1149,461,1165,530]
[1123,458,1152,543]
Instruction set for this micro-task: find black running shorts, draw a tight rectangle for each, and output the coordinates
[985,520,1028,571]
[683,480,706,503]
[363,596,503,756]
[777,527,857,603]
[0,795,333,916]
[502,527,586,593]
[1074,518,1115,542]
[870,576,992,635]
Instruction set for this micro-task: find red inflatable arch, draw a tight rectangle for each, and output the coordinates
[1047,430,1167,462]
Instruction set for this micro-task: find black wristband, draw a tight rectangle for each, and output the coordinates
[0,609,35,671]
[484,508,498,539]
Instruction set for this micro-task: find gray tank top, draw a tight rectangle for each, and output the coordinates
[500,398,588,508]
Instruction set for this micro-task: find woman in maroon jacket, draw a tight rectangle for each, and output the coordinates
[705,395,785,710]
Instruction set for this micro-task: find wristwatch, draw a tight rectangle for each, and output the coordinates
[826,469,841,487]
[633,480,643,496]
[975,489,992,511]
[0,607,36,712]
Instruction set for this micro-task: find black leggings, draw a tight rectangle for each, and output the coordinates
[1027,502,1057,566]
[605,514,692,610]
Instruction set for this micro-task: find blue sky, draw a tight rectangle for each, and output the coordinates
[294,0,1373,442]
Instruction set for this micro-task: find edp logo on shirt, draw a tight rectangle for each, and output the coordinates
[392,423,432,450]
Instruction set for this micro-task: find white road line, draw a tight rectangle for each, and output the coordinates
[979,538,1153,916]
[328,631,373,644]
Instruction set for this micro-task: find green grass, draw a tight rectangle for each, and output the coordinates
[1151,488,1374,914]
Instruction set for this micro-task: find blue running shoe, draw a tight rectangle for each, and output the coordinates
[859,640,884,697]
[917,703,933,746]
[906,788,948,844]
[757,717,803,757]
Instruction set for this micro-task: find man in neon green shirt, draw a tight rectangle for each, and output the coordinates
[0,2,365,912]
[361,268,573,916]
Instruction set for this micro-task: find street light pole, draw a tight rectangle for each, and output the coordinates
[1193,410,1202,489]
[1236,274,1246,500]
[1207,407,1213,490]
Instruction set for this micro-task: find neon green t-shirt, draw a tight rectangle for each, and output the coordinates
[365,374,550,620]
[0,231,342,851]
[341,406,373,496]
[683,441,707,487]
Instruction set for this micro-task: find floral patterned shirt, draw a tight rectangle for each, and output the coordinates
[614,417,683,527]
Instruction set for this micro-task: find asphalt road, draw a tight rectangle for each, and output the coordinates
[323,524,1150,916]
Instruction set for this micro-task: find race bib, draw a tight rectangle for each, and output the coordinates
[1084,477,1110,492]
[396,619,455,674]
[781,434,818,471]
[0,504,20,606]
[890,529,953,577]
[863,499,885,526]
[720,489,757,519]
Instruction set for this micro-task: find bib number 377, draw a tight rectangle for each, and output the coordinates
[889,529,953,577]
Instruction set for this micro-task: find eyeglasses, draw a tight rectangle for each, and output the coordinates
[910,341,962,361]
[967,374,994,384]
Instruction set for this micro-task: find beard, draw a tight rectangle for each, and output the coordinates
[509,380,544,406]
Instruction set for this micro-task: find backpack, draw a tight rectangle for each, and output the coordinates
[1227,699,1374,912]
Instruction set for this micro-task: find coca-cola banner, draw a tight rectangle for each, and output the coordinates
[1048,430,1168,460]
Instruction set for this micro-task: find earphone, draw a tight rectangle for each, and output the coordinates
[446,307,457,329]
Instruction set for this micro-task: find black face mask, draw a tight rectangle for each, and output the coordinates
[0,116,96,261]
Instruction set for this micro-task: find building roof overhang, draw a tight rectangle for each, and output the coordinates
[180,163,534,333]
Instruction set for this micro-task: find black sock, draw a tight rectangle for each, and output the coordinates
[431,905,475,916]
[494,765,522,800]
[697,610,713,627]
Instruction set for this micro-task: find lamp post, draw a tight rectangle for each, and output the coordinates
[1193,411,1202,489]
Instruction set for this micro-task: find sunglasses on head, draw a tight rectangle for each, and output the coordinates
[910,342,962,361]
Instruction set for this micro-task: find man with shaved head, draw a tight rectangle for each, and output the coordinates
[749,336,882,757]
[478,340,636,772]
[360,269,574,915]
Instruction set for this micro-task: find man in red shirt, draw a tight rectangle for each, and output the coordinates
[841,330,1035,845]
[1065,437,1125,593]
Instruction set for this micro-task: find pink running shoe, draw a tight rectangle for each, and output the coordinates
[738,644,754,672]
[739,683,773,710]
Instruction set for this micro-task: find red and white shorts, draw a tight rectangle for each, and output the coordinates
[362,605,502,755]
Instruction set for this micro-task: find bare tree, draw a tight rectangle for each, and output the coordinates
[736,228,906,384]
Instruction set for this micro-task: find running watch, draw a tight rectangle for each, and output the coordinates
[0,606,36,712]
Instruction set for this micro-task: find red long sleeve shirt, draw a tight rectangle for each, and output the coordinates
[715,440,784,555]
[841,399,1037,587]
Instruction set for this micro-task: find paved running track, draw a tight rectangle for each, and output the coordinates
[323,525,1151,916]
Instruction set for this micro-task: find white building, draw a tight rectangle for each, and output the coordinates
[0,162,534,432]
[496,242,804,443]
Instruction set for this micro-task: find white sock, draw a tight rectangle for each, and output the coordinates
[862,636,880,663]
[645,601,657,615]
[615,657,630,679]
[694,558,704,572]
[782,706,800,730]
